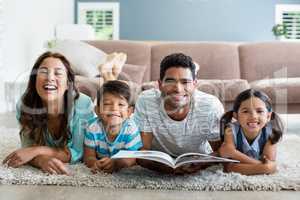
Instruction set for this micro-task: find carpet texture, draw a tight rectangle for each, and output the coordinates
[0,127,300,191]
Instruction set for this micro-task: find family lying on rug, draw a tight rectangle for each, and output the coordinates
[2,51,284,176]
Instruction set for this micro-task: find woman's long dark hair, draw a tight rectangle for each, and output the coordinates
[220,89,284,144]
[19,51,79,147]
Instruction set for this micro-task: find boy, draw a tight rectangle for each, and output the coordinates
[84,80,142,173]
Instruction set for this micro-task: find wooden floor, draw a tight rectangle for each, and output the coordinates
[0,185,299,200]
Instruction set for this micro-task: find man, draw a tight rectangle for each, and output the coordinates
[134,53,224,174]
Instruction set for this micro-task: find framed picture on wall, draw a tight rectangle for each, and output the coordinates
[75,1,120,40]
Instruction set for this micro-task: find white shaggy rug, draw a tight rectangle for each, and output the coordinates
[0,127,300,191]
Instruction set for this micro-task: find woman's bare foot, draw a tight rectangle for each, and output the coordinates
[98,52,127,82]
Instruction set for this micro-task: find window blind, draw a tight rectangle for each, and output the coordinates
[276,4,300,41]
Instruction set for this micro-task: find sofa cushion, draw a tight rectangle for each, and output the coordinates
[75,75,141,106]
[119,64,147,84]
[151,42,240,80]
[75,76,100,101]
[196,79,250,102]
[250,78,300,104]
[239,42,300,82]
[50,40,107,77]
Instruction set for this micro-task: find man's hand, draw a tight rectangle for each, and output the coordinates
[3,147,38,167]
[91,157,115,174]
[174,163,208,175]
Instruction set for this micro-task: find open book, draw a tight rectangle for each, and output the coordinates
[111,150,239,169]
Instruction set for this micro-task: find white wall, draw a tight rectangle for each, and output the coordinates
[0,0,74,112]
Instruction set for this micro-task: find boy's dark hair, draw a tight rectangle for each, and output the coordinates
[220,89,284,144]
[96,80,131,106]
[160,53,196,80]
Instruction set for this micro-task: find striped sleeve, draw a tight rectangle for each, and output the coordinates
[124,120,143,150]
[84,130,96,149]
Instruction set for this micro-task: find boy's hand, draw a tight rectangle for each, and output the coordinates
[91,157,115,174]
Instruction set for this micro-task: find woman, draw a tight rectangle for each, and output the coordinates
[3,52,96,175]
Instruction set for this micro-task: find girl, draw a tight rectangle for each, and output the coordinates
[3,52,96,175]
[219,89,284,175]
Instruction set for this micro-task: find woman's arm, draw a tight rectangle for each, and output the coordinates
[33,146,71,162]
[29,155,71,175]
[3,146,70,167]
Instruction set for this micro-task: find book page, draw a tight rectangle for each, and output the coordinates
[111,150,176,168]
[174,152,239,168]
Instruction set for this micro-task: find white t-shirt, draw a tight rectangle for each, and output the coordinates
[133,89,224,157]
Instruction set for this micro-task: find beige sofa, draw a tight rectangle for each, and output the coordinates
[78,40,300,114]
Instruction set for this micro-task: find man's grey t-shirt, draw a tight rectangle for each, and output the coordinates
[133,89,224,157]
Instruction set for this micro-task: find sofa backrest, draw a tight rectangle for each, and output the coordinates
[150,42,240,81]
[86,40,152,81]
[239,42,300,82]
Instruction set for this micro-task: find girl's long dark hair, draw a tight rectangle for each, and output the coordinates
[220,89,284,144]
[19,51,79,147]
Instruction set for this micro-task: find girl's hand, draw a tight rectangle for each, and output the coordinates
[91,157,115,173]
[37,155,71,175]
[2,147,37,167]
[218,143,236,158]
[261,155,277,174]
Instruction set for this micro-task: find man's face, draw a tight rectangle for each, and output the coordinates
[159,67,196,110]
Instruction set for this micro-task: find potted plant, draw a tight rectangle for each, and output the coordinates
[272,24,288,40]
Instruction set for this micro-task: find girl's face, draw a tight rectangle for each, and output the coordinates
[96,92,130,128]
[234,97,271,140]
[36,57,68,105]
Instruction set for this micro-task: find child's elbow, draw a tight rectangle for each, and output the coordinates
[223,163,234,173]
[265,162,277,174]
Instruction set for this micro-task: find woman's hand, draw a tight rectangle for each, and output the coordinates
[35,155,71,175]
[91,157,115,174]
[2,147,38,167]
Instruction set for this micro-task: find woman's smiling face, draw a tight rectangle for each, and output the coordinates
[35,57,68,105]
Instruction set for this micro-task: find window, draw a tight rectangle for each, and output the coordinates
[76,2,119,40]
[276,4,300,41]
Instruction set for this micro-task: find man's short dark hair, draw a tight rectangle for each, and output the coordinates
[160,53,196,80]
[96,80,131,106]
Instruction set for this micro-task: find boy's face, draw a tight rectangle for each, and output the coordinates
[96,92,130,127]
